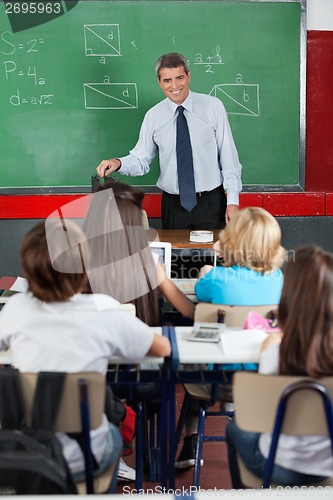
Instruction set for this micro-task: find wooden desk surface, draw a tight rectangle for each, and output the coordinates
[156,229,219,249]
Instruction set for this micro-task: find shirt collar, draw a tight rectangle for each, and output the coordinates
[168,90,193,115]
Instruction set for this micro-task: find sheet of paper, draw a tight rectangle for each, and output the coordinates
[220,328,268,357]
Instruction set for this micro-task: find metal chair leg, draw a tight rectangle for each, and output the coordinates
[175,390,191,447]
[193,403,206,487]
[135,402,144,491]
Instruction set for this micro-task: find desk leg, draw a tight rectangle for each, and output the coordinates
[160,366,170,489]
[168,369,176,490]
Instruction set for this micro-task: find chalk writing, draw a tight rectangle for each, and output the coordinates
[4,61,45,85]
[84,24,121,56]
[1,31,45,55]
[83,82,138,109]
[193,46,224,71]
[210,83,260,117]
[9,88,53,106]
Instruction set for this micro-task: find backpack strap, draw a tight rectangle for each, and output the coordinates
[0,368,26,429]
[31,372,66,431]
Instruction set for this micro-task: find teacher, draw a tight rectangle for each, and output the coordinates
[96,53,242,230]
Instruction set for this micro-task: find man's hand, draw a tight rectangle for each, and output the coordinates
[96,158,121,177]
[225,204,239,224]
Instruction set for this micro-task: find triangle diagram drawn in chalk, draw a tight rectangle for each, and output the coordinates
[84,24,121,56]
[209,84,260,117]
[84,83,138,109]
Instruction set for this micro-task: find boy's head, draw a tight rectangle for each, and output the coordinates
[21,220,89,302]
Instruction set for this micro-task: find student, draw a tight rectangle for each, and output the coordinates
[96,52,242,230]
[175,207,285,469]
[83,181,194,477]
[226,245,333,487]
[83,180,195,325]
[0,219,171,487]
[195,206,285,305]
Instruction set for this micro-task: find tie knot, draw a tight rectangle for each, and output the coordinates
[177,106,185,115]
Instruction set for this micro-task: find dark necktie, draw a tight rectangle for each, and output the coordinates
[176,106,197,212]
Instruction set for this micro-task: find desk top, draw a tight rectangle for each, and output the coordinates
[171,326,267,366]
[156,230,220,249]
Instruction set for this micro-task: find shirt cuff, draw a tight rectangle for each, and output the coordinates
[226,192,239,206]
[116,156,126,174]
[115,158,122,172]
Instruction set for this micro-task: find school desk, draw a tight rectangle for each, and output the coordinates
[166,325,267,488]
[0,319,266,488]
[156,230,220,250]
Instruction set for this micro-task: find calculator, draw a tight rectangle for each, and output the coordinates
[187,323,224,343]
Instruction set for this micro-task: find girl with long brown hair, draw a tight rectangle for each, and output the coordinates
[226,245,333,487]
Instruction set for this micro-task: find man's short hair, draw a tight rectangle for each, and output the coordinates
[155,53,189,79]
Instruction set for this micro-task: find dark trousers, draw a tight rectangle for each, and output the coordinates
[161,185,227,230]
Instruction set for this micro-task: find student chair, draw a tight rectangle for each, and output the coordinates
[175,302,278,487]
[233,372,333,488]
[194,302,278,325]
[19,371,121,494]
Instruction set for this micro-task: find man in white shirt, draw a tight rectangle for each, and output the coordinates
[97,53,242,230]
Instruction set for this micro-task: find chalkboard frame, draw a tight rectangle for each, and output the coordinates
[0,0,306,194]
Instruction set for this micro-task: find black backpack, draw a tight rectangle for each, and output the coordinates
[0,369,78,495]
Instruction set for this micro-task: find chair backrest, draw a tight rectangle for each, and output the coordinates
[19,371,106,433]
[194,303,278,327]
[233,372,333,435]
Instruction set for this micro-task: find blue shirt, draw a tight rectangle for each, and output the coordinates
[195,265,284,305]
[118,91,242,205]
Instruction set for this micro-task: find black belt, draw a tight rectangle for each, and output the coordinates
[164,185,223,198]
[196,190,210,198]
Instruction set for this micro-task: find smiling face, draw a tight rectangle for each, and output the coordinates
[158,66,191,105]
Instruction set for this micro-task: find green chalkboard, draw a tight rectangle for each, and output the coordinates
[0,0,304,192]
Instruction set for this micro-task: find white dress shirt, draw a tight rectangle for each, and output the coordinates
[118,91,242,205]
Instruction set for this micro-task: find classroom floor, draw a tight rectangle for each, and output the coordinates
[116,385,232,493]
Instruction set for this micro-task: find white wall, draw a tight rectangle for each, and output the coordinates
[307,0,333,30]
